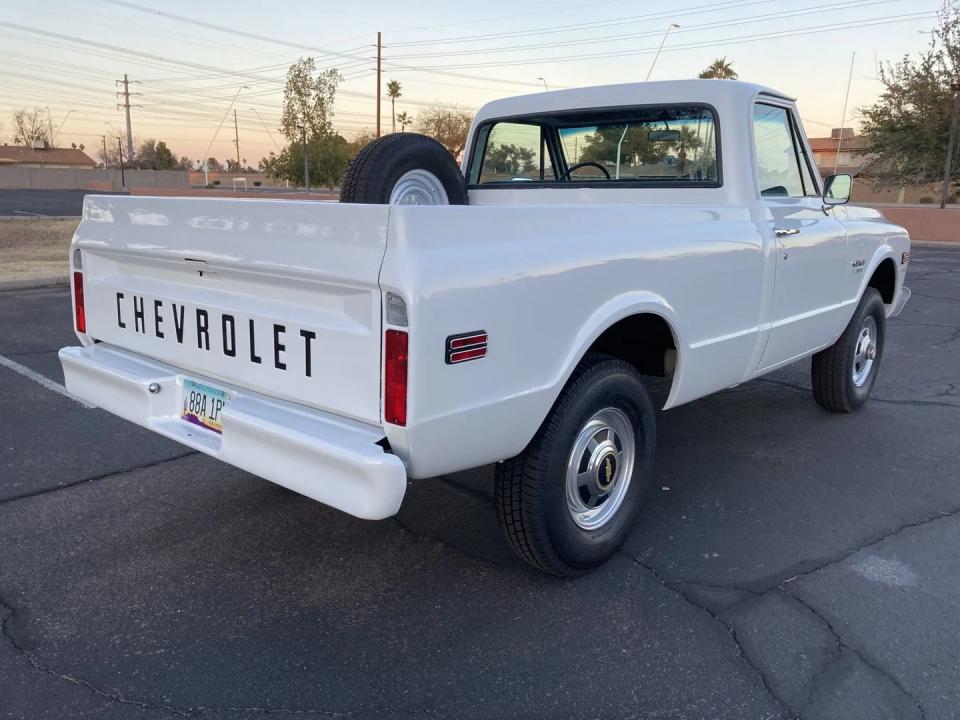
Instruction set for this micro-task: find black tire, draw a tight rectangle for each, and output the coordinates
[339,133,468,205]
[811,288,886,413]
[495,354,656,576]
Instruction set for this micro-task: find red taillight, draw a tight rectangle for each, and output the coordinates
[384,329,408,426]
[73,271,86,333]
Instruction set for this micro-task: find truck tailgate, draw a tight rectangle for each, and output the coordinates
[73,195,389,425]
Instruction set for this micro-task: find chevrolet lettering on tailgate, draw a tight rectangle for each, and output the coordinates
[114,292,318,378]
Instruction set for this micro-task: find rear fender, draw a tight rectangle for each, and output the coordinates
[557,291,683,407]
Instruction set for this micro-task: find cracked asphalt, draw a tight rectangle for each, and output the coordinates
[1,244,958,719]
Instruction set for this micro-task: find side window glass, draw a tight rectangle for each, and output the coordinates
[753,104,804,198]
[478,122,551,183]
[791,117,821,197]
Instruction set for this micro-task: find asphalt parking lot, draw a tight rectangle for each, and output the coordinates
[0,188,337,217]
[1,244,958,719]
[0,189,124,217]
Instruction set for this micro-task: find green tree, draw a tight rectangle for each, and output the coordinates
[579,126,665,166]
[136,139,177,170]
[260,133,353,189]
[416,105,473,158]
[860,2,960,196]
[698,58,738,79]
[386,80,402,133]
[396,111,412,132]
[485,143,536,176]
[280,57,342,142]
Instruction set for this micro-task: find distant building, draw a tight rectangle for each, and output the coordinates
[807,128,871,176]
[0,141,97,169]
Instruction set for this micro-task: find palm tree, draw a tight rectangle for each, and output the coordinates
[698,58,738,80]
[386,80,402,133]
[396,111,412,132]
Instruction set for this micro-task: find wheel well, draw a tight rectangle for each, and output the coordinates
[868,258,897,304]
[587,313,677,378]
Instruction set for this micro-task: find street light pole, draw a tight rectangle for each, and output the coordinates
[537,77,549,91]
[301,126,309,194]
[646,23,680,82]
[942,85,960,209]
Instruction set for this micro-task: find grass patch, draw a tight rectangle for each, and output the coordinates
[0,217,79,283]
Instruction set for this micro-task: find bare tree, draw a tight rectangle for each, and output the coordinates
[416,105,473,158]
[12,108,50,145]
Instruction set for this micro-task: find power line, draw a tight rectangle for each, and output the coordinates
[385,0,910,59]
[96,0,372,64]
[386,0,774,46]
[384,11,935,70]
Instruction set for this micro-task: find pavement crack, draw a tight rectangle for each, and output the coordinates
[758,377,960,410]
[619,550,792,718]
[1,590,443,718]
[0,451,197,505]
[781,589,927,720]
[0,590,192,716]
[761,503,960,594]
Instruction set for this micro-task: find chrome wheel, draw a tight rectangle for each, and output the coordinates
[565,407,636,531]
[852,315,878,387]
[389,169,449,205]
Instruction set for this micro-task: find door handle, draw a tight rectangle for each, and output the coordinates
[774,228,799,237]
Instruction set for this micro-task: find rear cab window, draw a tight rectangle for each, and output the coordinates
[469,105,721,188]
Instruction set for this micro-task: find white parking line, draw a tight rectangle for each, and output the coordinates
[0,353,94,408]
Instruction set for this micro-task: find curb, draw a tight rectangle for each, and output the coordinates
[913,240,960,247]
[0,276,69,291]
[0,215,81,222]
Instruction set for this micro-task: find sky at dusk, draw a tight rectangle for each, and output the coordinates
[0,0,942,165]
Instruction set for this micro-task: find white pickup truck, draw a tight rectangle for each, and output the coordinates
[60,80,910,575]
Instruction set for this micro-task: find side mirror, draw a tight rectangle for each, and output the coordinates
[822,173,852,206]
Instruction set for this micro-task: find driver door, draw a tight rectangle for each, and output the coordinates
[754,103,848,371]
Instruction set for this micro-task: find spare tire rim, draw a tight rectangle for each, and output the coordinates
[389,169,449,205]
[565,407,636,531]
[852,315,878,387]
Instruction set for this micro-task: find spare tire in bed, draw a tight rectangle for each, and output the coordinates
[339,133,468,205]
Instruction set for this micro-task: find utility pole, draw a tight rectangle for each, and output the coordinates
[301,126,309,194]
[100,135,108,168]
[942,84,960,209]
[115,74,137,162]
[376,31,382,138]
[233,109,241,168]
[116,137,126,189]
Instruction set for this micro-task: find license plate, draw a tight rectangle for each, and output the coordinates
[181,378,233,434]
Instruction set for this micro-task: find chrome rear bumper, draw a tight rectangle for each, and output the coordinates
[59,344,406,520]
